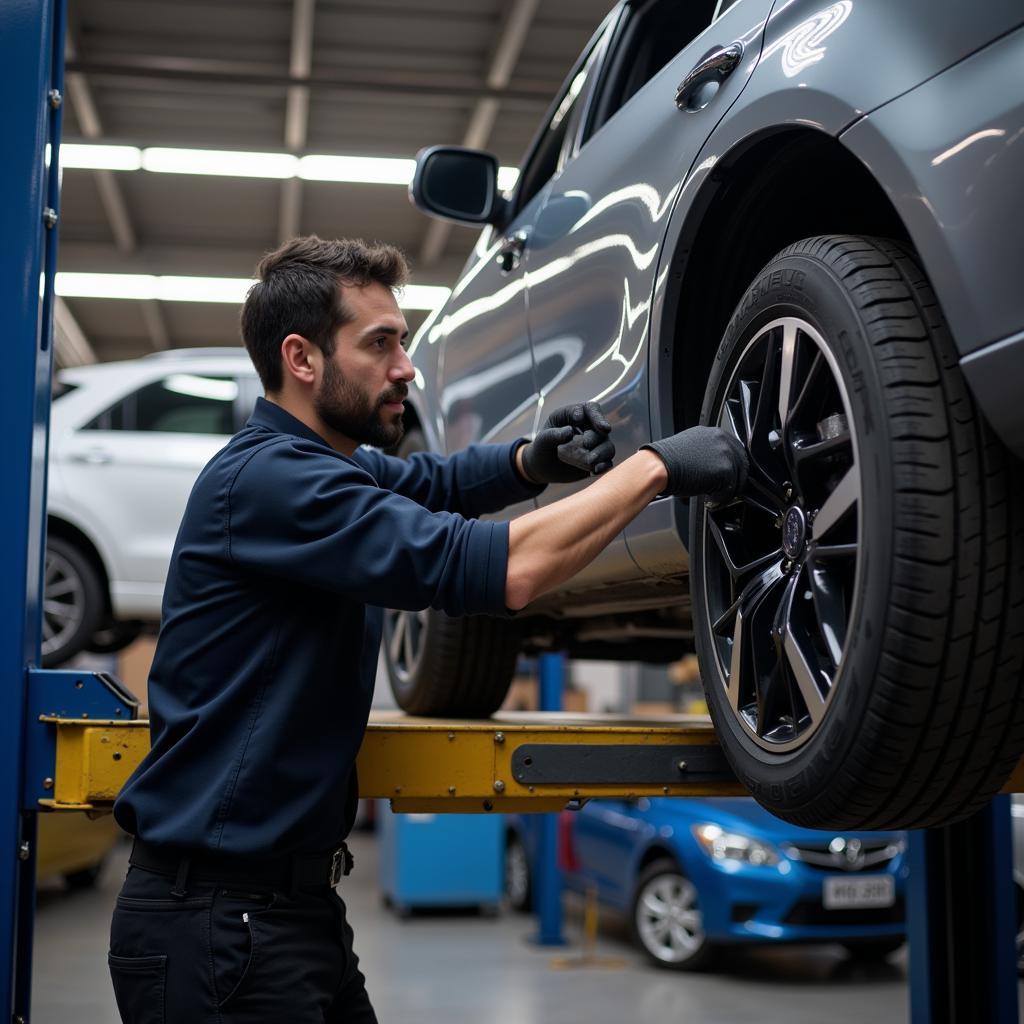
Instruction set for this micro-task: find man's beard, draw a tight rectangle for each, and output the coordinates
[314,357,406,449]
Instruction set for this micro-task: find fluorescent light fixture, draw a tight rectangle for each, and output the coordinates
[60,143,142,171]
[55,272,450,311]
[60,143,519,190]
[299,154,416,185]
[142,148,298,179]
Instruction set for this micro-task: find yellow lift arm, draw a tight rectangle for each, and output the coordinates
[36,711,748,814]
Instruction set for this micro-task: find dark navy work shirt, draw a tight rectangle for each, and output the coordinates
[114,398,540,856]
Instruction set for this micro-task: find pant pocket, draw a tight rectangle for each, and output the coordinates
[108,953,167,1024]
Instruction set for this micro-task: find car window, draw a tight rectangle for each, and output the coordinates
[83,374,238,435]
[512,27,608,215]
[585,0,720,140]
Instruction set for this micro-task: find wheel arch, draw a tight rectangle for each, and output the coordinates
[46,514,113,615]
[650,127,911,440]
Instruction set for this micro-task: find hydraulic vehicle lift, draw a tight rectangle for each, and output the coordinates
[2,1,1019,1021]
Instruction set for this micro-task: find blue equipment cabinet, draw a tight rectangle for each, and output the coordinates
[377,803,503,915]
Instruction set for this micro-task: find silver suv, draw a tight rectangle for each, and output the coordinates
[389,0,1024,832]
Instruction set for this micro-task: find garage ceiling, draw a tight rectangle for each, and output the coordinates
[57,0,613,364]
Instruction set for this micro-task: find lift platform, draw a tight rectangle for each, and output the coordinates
[32,702,746,816]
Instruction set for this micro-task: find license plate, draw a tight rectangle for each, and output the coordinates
[822,874,895,909]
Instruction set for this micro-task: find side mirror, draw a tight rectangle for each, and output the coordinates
[410,146,504,226]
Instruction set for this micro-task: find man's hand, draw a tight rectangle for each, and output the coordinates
[519,402,616,485]
[641,426,748,504]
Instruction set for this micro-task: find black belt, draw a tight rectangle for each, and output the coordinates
[129,838,354,896]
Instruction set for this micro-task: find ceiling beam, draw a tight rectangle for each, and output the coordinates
[53,297,96,368]
[63,55,555,107]
[419,0,539,268]
[279,0,316,244]
[65,30,170,353]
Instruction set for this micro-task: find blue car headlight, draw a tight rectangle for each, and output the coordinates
[692,823,780,867]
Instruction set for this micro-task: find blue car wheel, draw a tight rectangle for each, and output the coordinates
[631,859,718,971]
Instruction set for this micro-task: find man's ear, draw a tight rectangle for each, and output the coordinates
[280,334,318,387]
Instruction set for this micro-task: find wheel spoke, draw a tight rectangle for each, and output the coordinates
[388,613,407,666]
[642,892,669,916]
[813,542,857,560]
[45,579,78,598]
[784,624,827,727]
[788,350,828,426]
[813,466,859,539]
[43,600,75,620]
[792,429,851,464]
[776,321,798,430]
[402,614,416,672]
[808,563,847,666]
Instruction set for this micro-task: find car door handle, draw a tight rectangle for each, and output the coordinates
[495,230,529,274]
[68,448,113,465]
[675,41,744,111]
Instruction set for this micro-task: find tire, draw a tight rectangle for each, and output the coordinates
[842,937,904,962]
[87,618,144,655]
[382,429,520,717]
[631,858,718,971]
[41,536,105,668]
[690,235,1024,831]
[504,833,533,913]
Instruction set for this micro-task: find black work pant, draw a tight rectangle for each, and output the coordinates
[108,864,377,1023]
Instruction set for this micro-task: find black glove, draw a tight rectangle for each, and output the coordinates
[641,426,748,503]
[520,402,616,484]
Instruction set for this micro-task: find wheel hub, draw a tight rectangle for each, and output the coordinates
[782,505,806,559]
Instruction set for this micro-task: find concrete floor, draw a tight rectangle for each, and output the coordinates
[29,829,918,1024]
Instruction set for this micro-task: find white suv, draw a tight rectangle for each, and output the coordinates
[44,348,259,665]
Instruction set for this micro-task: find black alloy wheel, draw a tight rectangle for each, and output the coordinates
[691,235,1024,831]
[700,313,858,753]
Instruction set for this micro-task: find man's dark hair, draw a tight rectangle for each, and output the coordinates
[240,235,409,391]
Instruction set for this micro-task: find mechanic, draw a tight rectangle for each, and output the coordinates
[107,235,747,1023]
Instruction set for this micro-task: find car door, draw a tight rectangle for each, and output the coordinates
[573,798,650,908]
[54,369,251,603]
[526,0,774,519]
[434,17,615,524]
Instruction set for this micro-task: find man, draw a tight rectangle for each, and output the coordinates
[108,236,747,1023]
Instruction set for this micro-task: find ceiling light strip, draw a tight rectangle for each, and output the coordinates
[58,143,520,189]
[54,273,450,311]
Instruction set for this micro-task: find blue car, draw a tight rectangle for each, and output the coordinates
[507,797,906,971]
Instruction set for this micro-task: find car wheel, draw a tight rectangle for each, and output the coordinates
[631,859,718,971]
[504,833,533,913]
[41,536,104,668]
[87,618,144,655]
[842,937,905,962]
[382,428,520,717]
[691,235,1024,830]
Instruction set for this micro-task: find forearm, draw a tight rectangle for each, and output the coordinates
[505,450,667,610]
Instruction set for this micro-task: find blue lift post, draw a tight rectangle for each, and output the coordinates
[532,654,566,947]
[907,796,1019,1023]
[2,0,67,1019]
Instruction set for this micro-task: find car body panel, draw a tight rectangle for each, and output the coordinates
[512,797,906,945]
[47,353,256,621]
[840,25,1024,455]
[409,0,1024,628]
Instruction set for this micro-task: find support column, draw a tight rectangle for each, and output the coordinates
[908,796,1019,1024]
[0,0,65,1018]
[532,654,567,946]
